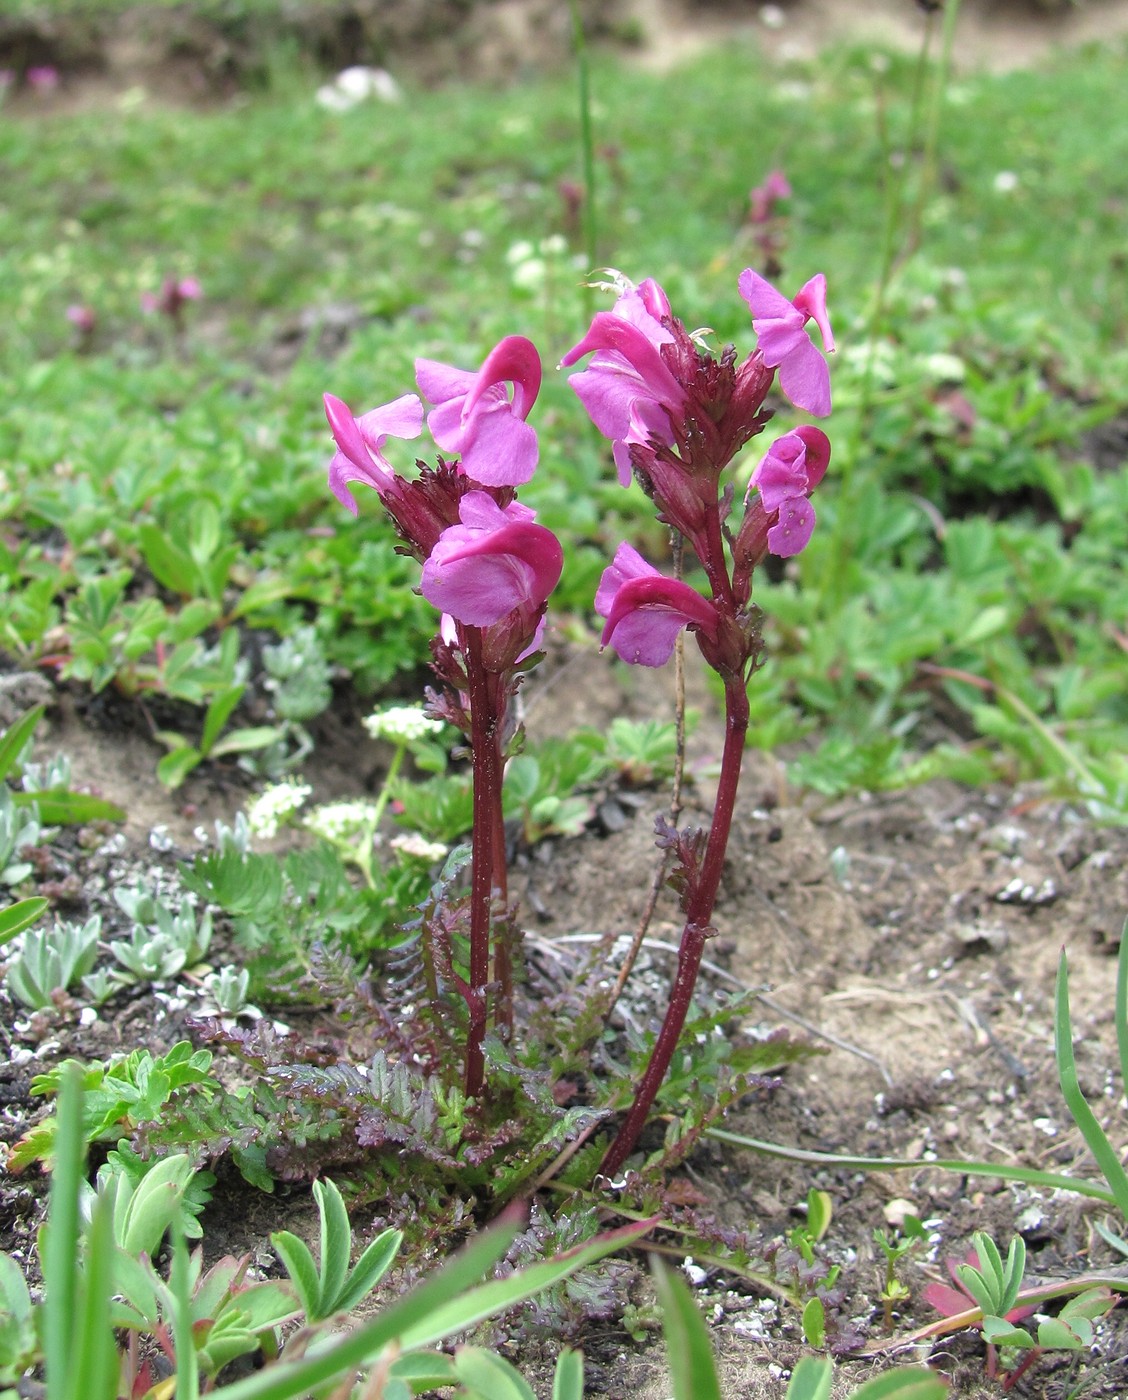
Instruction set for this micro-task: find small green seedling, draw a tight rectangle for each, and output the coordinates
[271,1177,401,1323]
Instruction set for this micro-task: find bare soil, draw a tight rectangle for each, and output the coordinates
[1,647,1127,1398]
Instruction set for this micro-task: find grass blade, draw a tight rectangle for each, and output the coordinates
[552,1347,584,1400]
[785,1356,833,1400]
[0,896,48,948]
[1055,948,1128,1221]
[43,1063,84,1400]
[1117,920,1128,1106]
[650,1258,722,1400]
[65,1185,118,1400]
[395,1217,656,1351]
[0,705,44,781]
[706,1130,1116,1205]
[849,1368,949,1399]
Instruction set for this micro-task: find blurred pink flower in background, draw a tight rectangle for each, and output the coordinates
[66,304,96,336]
[26,66,59,93]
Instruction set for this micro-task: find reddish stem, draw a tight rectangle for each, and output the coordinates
[463,629,502,1099]
[490,724,514,1040]
[599,672,750,1179]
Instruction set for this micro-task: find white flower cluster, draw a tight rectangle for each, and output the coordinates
[363,705,444,745]
[304,800,379,844]
[244,780,311,839]
[390,832,448,863]
[316,66,401,112]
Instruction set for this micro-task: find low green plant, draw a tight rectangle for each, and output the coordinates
[7,1042,221,1173]
[270,1177,400,1323]
[0,784,40,886]
[5,914,102,1011]
[874,1214,927,1331]
[155,679,284,789]
[650,1255,949,1399]
[108,890,212,982]
[0,1063,650,1398]
[925,1229,1118,1390]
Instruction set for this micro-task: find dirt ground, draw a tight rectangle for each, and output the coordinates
[6,0,1128,109]
[1,643,1126,1398]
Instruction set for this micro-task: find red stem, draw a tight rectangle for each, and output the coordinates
[463,629,502,1099]
[490,724,514,1040]
[599,673,750,1178]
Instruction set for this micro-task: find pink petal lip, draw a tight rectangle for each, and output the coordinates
[461,334,542,423]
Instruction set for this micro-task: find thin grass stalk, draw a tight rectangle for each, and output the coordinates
[706,1127,1119,1204]
[44,1062,83,1400]
[568,0,598,314]
[1116,918,1128,1096]
[1055,947,1128,1220]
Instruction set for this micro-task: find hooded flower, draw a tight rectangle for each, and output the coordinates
[324,391,425,513]
[421,491,562,628]
[748,425,831,557]
[738,270,835,417]
[416,335,541,487]
[560,279,685,485]
[595,542,720,668]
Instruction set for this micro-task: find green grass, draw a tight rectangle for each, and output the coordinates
[1,28,1127,806]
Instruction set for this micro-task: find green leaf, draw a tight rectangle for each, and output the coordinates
[1037,1316,1089,1350]
[0,896,48,948]
[270,1231,320,1321]
[806,1188,833,1242]
[387,1351,459,1389]
[0,705,43,781]
[954,1264,997,1318]
[208,726,283,757]
[802,1295,827,1349]
[200,685,245,757]
[650,1258,722,1400]
[66,1182,118,1400]
[980,1317,1035,1348]
[313,1178,352,1317]
[13,791,126,825]
[784,1357,833,1400]
[333,1226,402,1314]
[42,1064,84,1399]
[453,1346,536,1400]
[157,747,203,790]
[228,575,296,621]
[848,1368,950,1400]
[138,522,199,598]
[552,1347,584,1400]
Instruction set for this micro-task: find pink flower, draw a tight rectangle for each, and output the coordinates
[595,542,720,668]
[324,391,424,514]
[559,279,685,485]
[748,425,831,557]
[26,66,59,93]
[66,304,96,335]
[141,276,202,319]
[748,169,791,224]
[415,335,541,487]
[738,270,835,417]
[421,492,562,627]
